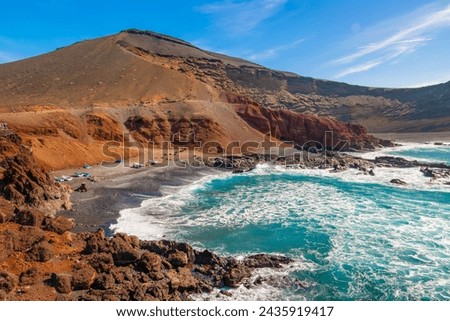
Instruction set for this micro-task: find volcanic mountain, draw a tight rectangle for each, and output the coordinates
[0,29,447,169]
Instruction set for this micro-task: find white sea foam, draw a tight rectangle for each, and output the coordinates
[192,260,314,301]
[348,141,450,164]
[110,171,229,239]
[111,148,450,300]
[111,156,449,242]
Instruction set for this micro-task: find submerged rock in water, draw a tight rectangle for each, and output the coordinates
[390,179,407,185]
[244,254,294,268]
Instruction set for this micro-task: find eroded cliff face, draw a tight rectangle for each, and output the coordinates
[234,103,393,150]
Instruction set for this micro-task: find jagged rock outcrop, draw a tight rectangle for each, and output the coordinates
[0,215,294,301]
[0,131,71,213]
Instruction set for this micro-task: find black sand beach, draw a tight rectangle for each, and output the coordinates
[56,164,222,235]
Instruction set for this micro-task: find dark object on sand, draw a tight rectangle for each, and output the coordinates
[75,183,87,192]
[390,179,407,185]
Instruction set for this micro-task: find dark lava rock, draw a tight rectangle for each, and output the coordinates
[110,234,141,266]
[26,240,54,262]
[19,267,39,286]
[390,179,407,185]
[72,265,97,290]
[176,243,195,264]
[53,273,72,294]
[168,250,189,268]
[223,266,251,288]
[43,216,75,234]
[140,239,177,257]
[84,229,109,254]
[86,253,115,273]
[14,209,45,227]
[136,252,162,273]
[0,270,18,293]
[93,273,115,290]
[244,254,294,269]
[195,249,223,266]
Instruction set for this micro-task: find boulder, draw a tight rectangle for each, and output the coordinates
[195,249,223,266]
[110,234,141,266]
[140,239,177,257]
[53,273,72,294]
[176,243,196,264]
[223,265,251,288]
[390,179,407,185]
[166,268,199,292]
[93,273,115,290]
[26,240,54,262]
[111,266,135,285]
[0,270,18,293]
[72,265,97,290]
[176,267,201,292]
[136,252,162,273]
[14,209,45,227]
[19,268,39,286]
[84,229,109,254]
[145,280,170,300]
[86,253,115,273]
[168,250,189,268]
[244,254,293,268]
[43,216,75,234]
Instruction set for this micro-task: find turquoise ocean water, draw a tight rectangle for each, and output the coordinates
[113,145,450,300]
[388,145,450,165]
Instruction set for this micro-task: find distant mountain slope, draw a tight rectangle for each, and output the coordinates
[0,29,446,168]
[1,29,448,132]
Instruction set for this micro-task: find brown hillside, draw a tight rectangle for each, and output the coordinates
[0,30,397,169]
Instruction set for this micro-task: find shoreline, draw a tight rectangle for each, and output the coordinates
[57,164,224,235]
[57,144,450,238]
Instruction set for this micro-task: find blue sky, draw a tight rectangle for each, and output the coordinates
[1,0,450,88]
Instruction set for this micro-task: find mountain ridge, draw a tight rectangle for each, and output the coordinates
[0,29,447,169]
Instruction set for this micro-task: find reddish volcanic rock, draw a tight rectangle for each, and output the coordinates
[53,273,72,294]
[71,265,97,290]
[0,132,72,213]
[234,103,393,150]
[0,214,297,301]
[26,240,55,262]
[0,271,18,294]
[14,209,45,227]
[43,216,75,235]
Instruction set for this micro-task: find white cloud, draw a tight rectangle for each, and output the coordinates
[247,39,303,61]
[335,42,424,78]
[333,3,450,78]
[0,51,18,63]
[198,0,287,34]
[335,61,381,79]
